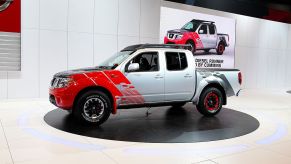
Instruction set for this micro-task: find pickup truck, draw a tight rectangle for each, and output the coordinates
[164,19,230,55]
[49,44,241,125]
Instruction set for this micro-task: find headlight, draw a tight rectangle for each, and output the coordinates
[176,34,183,39]
[51,77,73,88]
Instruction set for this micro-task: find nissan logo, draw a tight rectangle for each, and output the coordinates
[0,0,13,12]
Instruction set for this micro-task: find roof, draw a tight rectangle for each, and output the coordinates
[121,44,192,52]
[190,19,215,24]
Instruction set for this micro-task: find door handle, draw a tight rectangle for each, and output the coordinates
[184,74,192,78]
[154,75,163,79]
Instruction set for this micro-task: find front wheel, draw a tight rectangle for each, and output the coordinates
[73,90,111,126]
[196,87,223,117]
[186,40,196,54]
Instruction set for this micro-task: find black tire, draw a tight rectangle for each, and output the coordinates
[73,90,111,126]
[216,42,225,55]
[196,87,223,117]
[186,40,196,54]
[204,49,210,53]
[172,102,186,108]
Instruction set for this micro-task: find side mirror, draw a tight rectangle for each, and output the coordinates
[128,63,139,72]
[199,29,204,34]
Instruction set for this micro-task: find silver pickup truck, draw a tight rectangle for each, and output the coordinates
[49,44,242,125]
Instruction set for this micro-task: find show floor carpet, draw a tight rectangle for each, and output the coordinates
[0,89,291,164]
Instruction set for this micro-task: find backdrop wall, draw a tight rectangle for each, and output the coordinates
[162,2,291,90]
[0,0,291,99]
[0,0,161,99]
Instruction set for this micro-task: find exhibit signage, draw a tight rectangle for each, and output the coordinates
[160,7,236,68]
[0,0,20,71]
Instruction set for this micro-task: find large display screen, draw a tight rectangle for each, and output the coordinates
[160,7,236,69]
[0,0,21,71]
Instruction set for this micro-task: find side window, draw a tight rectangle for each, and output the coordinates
[180,53,188,69]
[126,52,159,72]
[199,25,207,34]
[166,52,188,71]
[209,25,216,35]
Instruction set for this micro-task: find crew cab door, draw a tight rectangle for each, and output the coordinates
[164,51,195,101]
[208,24,217,48]
[198,24,209,48]
[124,51,165,103]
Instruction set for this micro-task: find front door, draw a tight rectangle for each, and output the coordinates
[198,24,209,49]
[124,52,165,103]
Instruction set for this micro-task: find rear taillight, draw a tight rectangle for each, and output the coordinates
[238,72,242,85]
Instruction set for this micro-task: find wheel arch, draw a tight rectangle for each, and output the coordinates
[200,83,227,105]
[73,86,114,113]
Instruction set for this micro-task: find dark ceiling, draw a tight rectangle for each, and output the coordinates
[165,0,291,24]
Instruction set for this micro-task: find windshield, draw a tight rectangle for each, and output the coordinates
[98,51,133,68]
[181,21,199,31]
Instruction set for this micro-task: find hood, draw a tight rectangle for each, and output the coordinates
[167,29,189,34]
[54,66,110,77]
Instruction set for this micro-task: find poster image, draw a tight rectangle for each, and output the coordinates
[160,7,236,69]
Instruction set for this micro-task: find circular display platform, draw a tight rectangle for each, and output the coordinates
[44,104,259,143]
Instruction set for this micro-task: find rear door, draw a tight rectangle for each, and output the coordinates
[208,24,217,48]
[164,51,195,101]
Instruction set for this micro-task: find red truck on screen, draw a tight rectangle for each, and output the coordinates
[164,19,230,55]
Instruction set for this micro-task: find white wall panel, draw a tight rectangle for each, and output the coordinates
[68,0,94,33]
[256,52,269,89]
[0,73,7,99]
[276,54,287,88]
[7,29,39,98]
[140,37,159,44]
[118,36,139,51]
[94,34,117,65]
[287,26,291,51]
[285,53,291,88]
[22,0,39,29]
[39,30,67,97]
[94,0,118,35]
[258,21,288,50]
[118,0,140,36]
[39,0,68,30]
[68,32,94,69]
[140,0,160,38]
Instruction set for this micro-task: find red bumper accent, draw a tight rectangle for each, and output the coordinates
[49,87,76,110]
[164,37,187,44]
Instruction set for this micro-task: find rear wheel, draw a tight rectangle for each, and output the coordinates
[196,87,223,116]
[186,40,196,54]
[216,42,225,55]
[73,90,111,126]
[204,49,210,53]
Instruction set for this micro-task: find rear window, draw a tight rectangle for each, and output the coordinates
[165,52,188,71]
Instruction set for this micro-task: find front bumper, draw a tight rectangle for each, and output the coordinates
[164,37,186,44]
[49,87,76,110]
